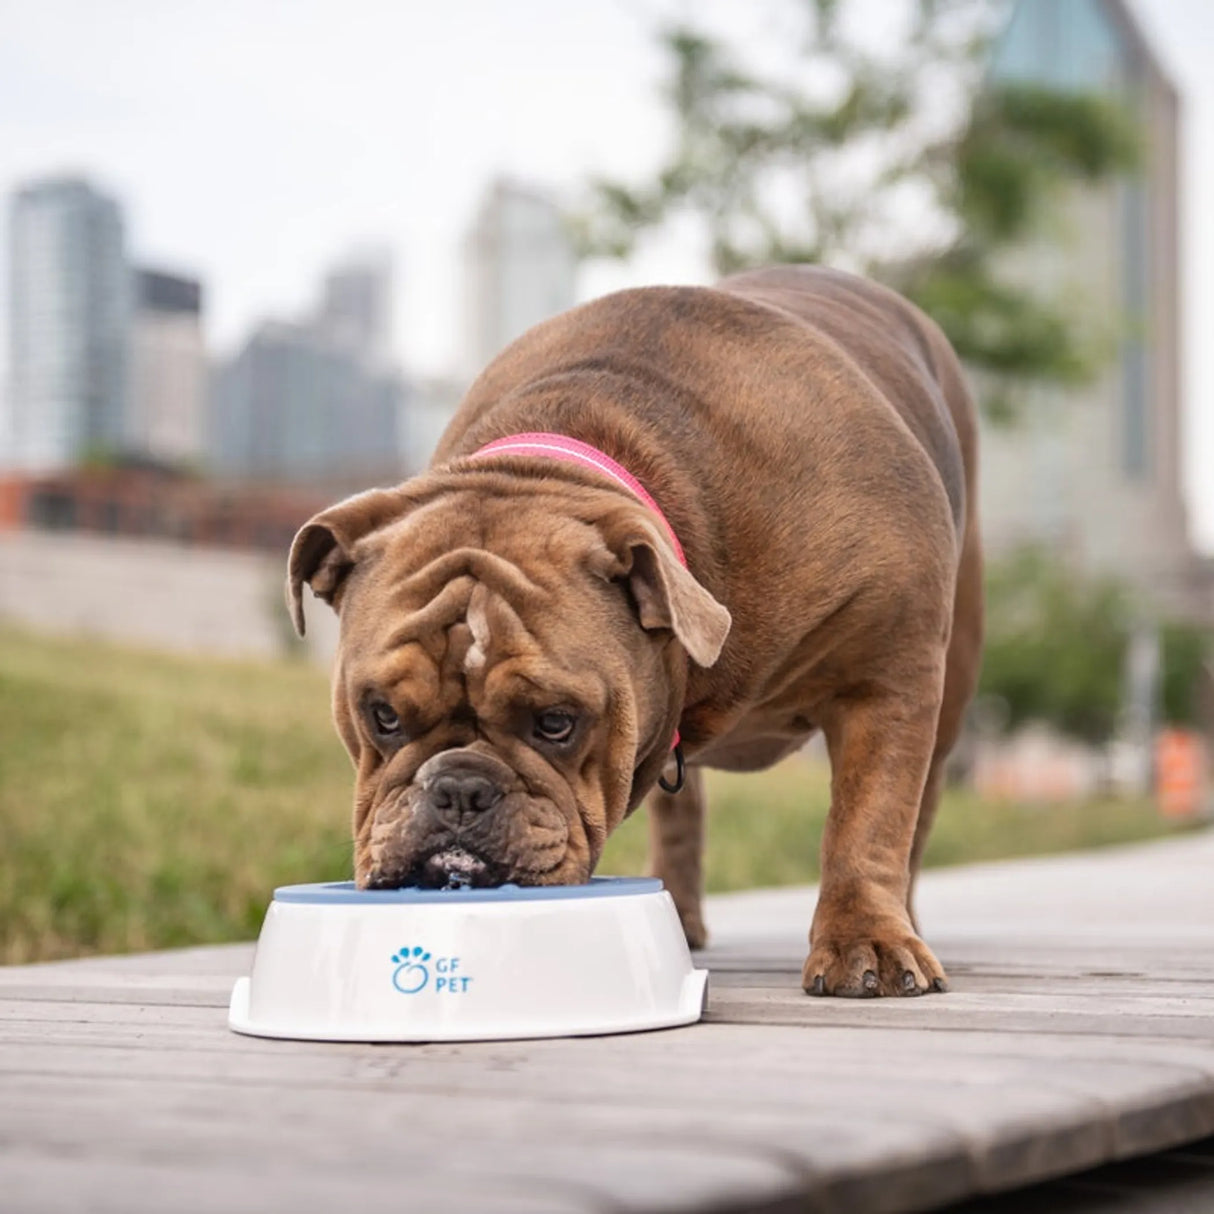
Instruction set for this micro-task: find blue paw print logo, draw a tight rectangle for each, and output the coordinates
[390,946,431,994]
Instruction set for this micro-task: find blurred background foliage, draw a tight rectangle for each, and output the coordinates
[575,0,1140,422]
[979,547,1211,744]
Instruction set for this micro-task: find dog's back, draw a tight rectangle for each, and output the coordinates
[717,265,976,536]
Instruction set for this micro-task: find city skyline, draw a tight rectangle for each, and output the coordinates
[1,170,578,482]
[209,246,405,483]
[0,0,1211,548]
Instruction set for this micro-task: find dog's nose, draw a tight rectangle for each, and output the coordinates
[428,769,503,818]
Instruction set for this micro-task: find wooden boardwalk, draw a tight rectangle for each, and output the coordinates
[3,829,1212,1214]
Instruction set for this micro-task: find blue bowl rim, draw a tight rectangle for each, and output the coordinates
[272,876,664,905]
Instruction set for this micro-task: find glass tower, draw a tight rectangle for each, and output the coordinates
[979,0,1195,614]
[992,0,1153,481]
[6,176,130,471]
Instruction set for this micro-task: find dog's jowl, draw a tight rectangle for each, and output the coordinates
[287,265,982,998]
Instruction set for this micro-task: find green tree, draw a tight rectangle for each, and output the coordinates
[980,550,1213,744]
[979,549,1132,745]
[575,0,1139,420]
[1159,622,1212,729]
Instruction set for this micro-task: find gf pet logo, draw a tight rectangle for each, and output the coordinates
[390,945,473,995]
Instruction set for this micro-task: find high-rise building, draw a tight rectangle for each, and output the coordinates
[128,268,206,466]
[979,0,1209,620]
[210,320,402,484]
[401,374,466,474]
[315,248,394,366]
[5,176,129,471]
[210,250,406,485]
[462,179,576,377]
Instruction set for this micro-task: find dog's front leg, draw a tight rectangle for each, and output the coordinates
[647,766,707,949]
[805,677,948,997]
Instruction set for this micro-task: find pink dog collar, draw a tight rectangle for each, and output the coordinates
[468,432,687,568]
[468,431,686,771]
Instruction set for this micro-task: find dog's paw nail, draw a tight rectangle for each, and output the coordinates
[810,975,826,996]
[901,970,918,993]
[862,969,879,994]
[930,976,949,993]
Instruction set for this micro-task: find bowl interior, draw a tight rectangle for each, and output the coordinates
[271,875,664,905]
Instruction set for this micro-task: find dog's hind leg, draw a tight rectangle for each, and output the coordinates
[907,518,984,929]
[647,766,708,949]
[906,753,948,936]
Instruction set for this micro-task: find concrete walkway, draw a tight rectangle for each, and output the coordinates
[2,830,1212,1213]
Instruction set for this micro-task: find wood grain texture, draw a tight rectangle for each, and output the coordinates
[2,830,1212,1213]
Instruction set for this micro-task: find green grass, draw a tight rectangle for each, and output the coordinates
[0,625,1192,964]
[0,627,355,963]
[602,762,1194,885]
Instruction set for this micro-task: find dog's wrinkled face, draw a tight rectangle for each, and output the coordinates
[287,475,730,890]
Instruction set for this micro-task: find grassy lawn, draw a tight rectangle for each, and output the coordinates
[0,625,1193,964]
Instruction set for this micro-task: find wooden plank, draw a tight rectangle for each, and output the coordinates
[705,992,1214,1039]
[0,1156,597,1214]
[2,1061,1208,1214]
[0,1069,974,1213]
[0,944,257,980]
[3,1013,1213,1087]
[2,1024,1212,1192]
[945,1135,1214,1212]
[0,1001,224,1026]
[0,1074,812,1214]
[0,984,230,1008]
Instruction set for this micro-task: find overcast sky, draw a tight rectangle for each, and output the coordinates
[1,0,1211,551]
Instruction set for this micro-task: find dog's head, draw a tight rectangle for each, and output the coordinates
[287,471,730,889]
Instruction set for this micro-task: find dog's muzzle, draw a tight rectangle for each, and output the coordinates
[417,761,504,887]
[395,750,519,889]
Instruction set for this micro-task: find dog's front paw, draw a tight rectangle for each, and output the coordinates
[802,919,948,998]
[677,907,708,951]
[660,888,707,949]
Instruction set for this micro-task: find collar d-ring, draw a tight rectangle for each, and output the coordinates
[657,741,686,795]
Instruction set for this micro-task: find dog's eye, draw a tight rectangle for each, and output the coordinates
[368,701,401,736]
[533,710,576,745]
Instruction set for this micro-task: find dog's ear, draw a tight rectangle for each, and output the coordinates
[593,509,731,668]
[286,487,412,636]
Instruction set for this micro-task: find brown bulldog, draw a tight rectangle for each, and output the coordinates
[287,265,983,998]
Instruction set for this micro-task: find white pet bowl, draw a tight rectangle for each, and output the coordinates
[228,876,708,1042]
